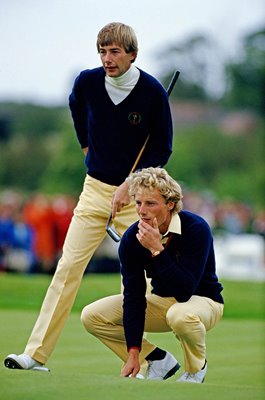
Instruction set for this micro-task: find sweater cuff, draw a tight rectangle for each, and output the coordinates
[128,346,141,352]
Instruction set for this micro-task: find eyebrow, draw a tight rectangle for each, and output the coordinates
[135,198,161,204]
[99,45,122,50]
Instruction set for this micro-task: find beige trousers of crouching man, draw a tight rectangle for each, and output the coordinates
[24,175,139,365]
[81,293,224,373]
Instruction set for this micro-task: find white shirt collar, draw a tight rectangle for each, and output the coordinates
[105,64,140,88]
[162,213,181,238]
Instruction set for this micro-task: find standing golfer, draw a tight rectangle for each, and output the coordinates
[4,22,173,371]
[81,167,224,383]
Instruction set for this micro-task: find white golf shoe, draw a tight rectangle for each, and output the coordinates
[146,351,180,380]
[177,362,207,384]
[4,353,50,372]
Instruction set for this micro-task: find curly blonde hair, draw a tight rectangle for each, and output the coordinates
[126,167,183,213]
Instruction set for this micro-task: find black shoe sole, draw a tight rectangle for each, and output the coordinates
[4,357,23,370]
[163,362,181,380]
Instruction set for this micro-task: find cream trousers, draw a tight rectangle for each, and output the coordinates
[24,175,138,364]
[81,293,224,373]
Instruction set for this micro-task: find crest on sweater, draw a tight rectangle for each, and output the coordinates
[128,112,141,125]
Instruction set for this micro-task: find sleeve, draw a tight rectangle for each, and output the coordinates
[68,71,90,149]
[119,228,147,350]
[151,221,213,302]
[136,86,173,169]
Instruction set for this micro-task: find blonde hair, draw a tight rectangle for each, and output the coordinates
[126,167,183,213]
[96,22,138,62]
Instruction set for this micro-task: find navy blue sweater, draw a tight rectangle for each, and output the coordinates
[69,67,173,186]
[119,210,224,350]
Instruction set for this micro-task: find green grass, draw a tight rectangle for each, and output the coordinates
[0,272,264,318]
[0,272,122,311]
[0,273,264,400]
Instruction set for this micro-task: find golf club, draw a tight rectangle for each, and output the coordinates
[106,213,123,243]
[106,69,180,242]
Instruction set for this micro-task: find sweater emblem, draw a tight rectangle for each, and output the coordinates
[128,112,142,125]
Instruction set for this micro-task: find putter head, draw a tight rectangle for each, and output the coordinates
[106,214,121,242]
[106,226,121,242]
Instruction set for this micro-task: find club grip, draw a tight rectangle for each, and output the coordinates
[167,70,180,96]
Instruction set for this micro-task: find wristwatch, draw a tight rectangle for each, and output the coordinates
[151,250,161,257]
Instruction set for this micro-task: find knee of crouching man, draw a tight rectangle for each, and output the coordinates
[80,304,97,333]
[166,308,201,335]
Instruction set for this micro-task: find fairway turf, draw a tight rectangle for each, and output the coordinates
[0,273,264,400]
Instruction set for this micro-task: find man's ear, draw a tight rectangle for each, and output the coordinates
[130,52,137,63]
[167,201,175,211]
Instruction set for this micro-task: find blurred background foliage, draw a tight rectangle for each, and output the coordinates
[0,26,264,209]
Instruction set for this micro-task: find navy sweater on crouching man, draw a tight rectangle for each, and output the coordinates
[69,67,173,186]
[119,210,224,350]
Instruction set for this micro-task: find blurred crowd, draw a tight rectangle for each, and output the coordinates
[0,191,75,274]
[0,189,264,274]
[183,190,265,237]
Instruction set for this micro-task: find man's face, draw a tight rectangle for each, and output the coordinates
[134,188,174,234]
[99,43,136,77]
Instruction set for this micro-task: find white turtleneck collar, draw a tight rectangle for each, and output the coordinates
[105,64,140,105]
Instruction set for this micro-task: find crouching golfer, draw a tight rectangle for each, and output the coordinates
[81,167,224,383]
